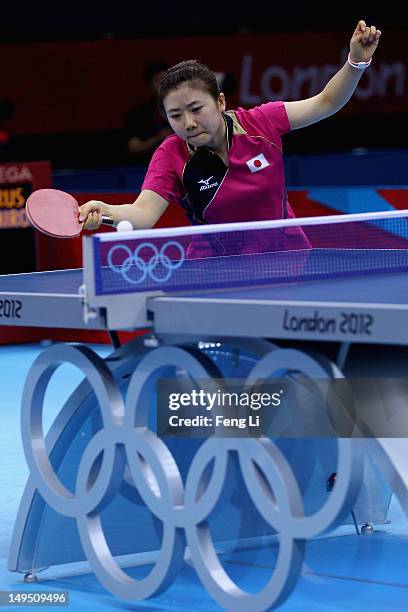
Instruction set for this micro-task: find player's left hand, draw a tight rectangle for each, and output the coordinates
[350,20,382,63]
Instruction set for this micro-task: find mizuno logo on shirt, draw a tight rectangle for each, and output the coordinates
[246,154,270,173]
[198,176,219,191]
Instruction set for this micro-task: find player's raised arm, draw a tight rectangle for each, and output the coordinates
[79,189,169,231]
[284,20,382,130]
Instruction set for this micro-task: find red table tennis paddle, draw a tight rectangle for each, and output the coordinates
[26,188,114,238]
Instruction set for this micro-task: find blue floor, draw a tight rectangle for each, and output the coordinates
[1,343,408,611]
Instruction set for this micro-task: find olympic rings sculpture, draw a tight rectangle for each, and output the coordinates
[21,343,364,611]
[107,240,185,284]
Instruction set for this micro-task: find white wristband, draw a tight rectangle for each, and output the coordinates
[347,52,372,70]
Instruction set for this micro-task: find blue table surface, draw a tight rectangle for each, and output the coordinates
[0,269,82,295]
[1,267,408,306]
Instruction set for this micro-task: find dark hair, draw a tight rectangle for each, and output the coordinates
[143,61,170,84]
[158,60,220,116]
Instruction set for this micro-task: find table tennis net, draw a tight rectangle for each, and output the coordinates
[91,211,408,296]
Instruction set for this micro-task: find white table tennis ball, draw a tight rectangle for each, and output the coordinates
[116,220,133,232]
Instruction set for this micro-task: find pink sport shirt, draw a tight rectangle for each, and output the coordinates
[142,101,310,258]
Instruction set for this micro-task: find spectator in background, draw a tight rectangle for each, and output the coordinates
[125,61,172,164]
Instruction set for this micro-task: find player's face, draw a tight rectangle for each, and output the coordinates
[164,83,226,150]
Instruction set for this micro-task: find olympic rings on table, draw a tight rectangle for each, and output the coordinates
[107,240,185,284]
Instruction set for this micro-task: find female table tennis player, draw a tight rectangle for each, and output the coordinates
[79,20,381,257]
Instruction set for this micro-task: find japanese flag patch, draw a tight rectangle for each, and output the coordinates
[246,153,270,173]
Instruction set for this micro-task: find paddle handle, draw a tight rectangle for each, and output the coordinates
[101,215,115,226]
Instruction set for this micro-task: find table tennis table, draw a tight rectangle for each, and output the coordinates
[2,213,408,346]
[2,210,408,611]
[1,259,408,346]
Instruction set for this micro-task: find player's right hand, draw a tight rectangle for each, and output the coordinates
[79,200,108,230]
